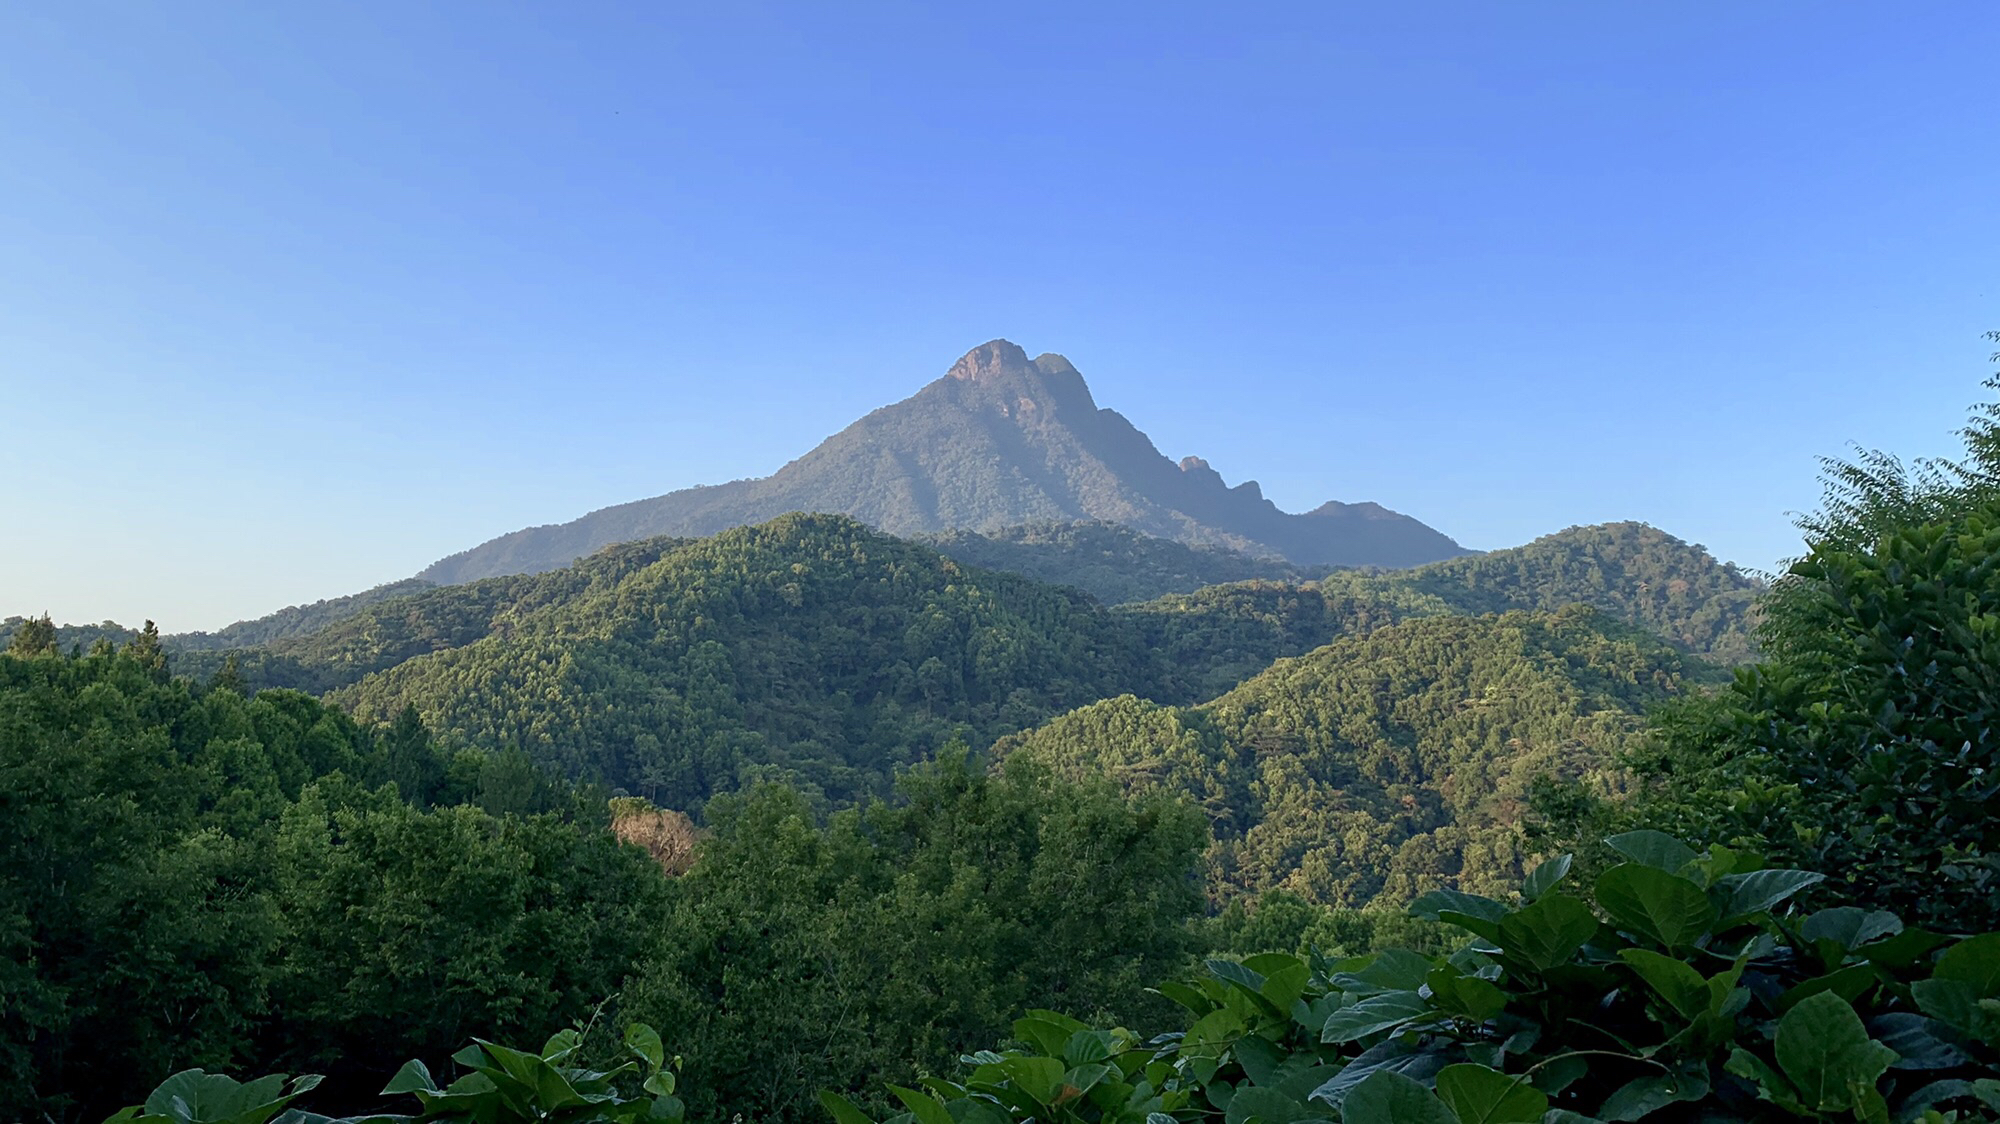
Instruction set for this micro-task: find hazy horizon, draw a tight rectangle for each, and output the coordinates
[6,2,1997,631]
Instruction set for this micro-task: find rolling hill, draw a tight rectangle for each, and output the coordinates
[1001,606,1702,911]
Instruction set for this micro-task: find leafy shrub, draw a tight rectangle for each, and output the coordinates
[103,1024,683,1124]
[833,832,2000,1123]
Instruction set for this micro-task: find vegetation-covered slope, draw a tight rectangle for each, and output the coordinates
[920,519,1324,604]
[1121,520,1760,697]
[0,638,665,1122]
[170,578,439,650]
[1003,606,1702,911]
[334,515,1180,810]
[418,341,1466,583]
[2,630,1209,1124]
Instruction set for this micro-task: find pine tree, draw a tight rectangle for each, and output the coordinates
[5,614,58,658]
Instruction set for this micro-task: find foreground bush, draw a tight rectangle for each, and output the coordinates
[105,1024,683,1124]
[831,832,2000,1124]
[108,832,2000,1123]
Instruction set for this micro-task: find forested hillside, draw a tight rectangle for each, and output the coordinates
[170,577,438,650]
[2,634,1208,1124]
[0,637,663,1120]
[333,515,1180,810]
[920,520,1324,603]
[1004,606,1702,910]
[1121,520,1759,697]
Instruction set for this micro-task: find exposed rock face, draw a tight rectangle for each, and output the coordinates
[418,340,1467,584]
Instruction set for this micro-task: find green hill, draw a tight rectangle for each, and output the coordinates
[919,520,1323,604]
[1002,606,1706,911]
[332,514,1178,810]
[1122,521,1761,698]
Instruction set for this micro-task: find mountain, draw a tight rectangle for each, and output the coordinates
[919,520,1326,604]
[1120,521,1762,698]
[1000,606,1701,911]
[417,340,1467,584]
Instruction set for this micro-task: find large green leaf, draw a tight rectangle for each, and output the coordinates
[1934,933,2000,997]
[1713,868,1824,926]
[381,1060,438,1096]
[1594,864,1715,949]
[1411,890,1509,925]
[1337,949,1441,994]
[1425,967,1506,1022]
[821,1091,881,1124]
[1339,1070,1456,1124]
[1433,1064,1548,1124]
[1224,1086,1305,1124]
[1801,907,1903,951]
[1321,991,1432,1044]
[889,1085,956,1124]
[1618,949,1707,1019]
[1772,990,1898,1112]
[1496,894,1598,970]
[1868,1013,1971,1071]
[1308,1038,1455,1110]
[624,1024,666,1071]
[1603,831,1697,874]
[997,1057,1067,1106]
[1595,1071,1708,1121]
[1520,855,1573,903]
[138,1071,319,1124]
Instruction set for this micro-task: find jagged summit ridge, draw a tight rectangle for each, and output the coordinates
[417,341,1468,584]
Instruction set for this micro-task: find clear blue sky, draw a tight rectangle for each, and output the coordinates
[4,2,1995,632]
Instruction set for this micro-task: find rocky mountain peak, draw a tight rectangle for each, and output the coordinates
[946,339,1033,382]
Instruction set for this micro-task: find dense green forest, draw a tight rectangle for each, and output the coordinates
[1003,607,1704,911]
[0,638,660,1119]
[1118,520,1760,699]
[920,520,1325,604]
[22,362,2000,1123]
[1,637,1210,1124]
[329,515,1186,811]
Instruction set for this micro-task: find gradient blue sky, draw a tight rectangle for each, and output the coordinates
[4,2,1996,632]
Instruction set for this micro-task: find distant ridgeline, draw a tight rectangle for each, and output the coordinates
[4,514,1759,834]
[414,340,1470,584]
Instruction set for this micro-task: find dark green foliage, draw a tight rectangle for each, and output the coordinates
[105,1022,687,1124]
[0,614,139,654]
[258,788,666,1097]
[333,515,1180,811]
[0,640,664,1123]
[834,835,2000,1124]
[4,612,59,656]
[1398,522,1765,665]
[1122,522,1762,700]
[418,340,1465,584]
[1608,368,2000,933]
[626,751,1209,1124]
[1005,608,1702,911]
[920,520,1325,605]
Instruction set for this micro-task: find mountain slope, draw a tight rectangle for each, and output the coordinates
[1002,606,1699,911]
[335,515,1181,810]
[419,341,1466,583]
[1123,521,1761,697]
[919,520,1325,604]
